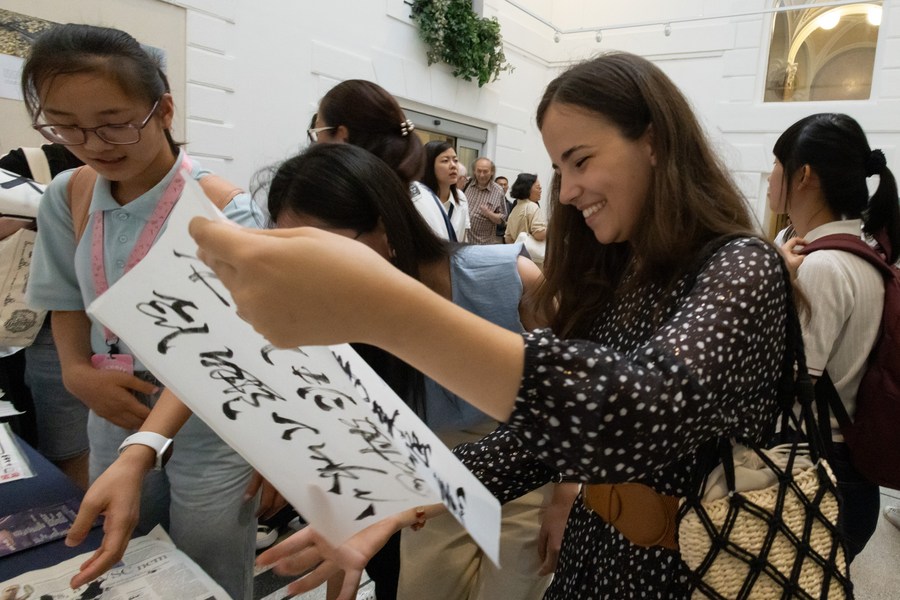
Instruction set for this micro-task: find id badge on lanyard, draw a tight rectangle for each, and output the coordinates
[92,350,135,374]
[89,155,190,375]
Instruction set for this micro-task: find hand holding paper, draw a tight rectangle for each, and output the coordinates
[89,178,501,567]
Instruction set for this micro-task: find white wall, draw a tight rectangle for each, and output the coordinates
[6,0,898,229]
[174,0,557,192]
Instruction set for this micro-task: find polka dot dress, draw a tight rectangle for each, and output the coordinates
[455,238,789,599]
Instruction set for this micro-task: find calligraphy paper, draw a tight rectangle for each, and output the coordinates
[87,178,500,563]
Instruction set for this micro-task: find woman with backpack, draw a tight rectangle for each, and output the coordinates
[770,112,900,561]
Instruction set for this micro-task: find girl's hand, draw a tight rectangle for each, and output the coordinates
[189,219,410,349]
[62,363,156,430]
[245,471,288,519]
[65,446,154,588]
[256,518,400,600]
[779,237,808,282]
[537,482,579,576]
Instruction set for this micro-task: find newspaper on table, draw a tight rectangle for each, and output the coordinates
[0,423,34,484]
[0,525,230,600]
[87,177,501,564]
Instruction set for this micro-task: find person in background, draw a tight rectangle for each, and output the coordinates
[504,173,546,244]
[456,162,469,192]
[466,157,506,244]
[771,112,900,562]
[495,174,514,216]
[191,51,792,600]
[309,80,455,242]
[264,142,573,600]
[23,24,263,599]
[421,141,469,242]
[0,143,87,488]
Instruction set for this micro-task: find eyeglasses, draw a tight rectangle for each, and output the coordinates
[32,99,161,146]
[307,126,335,143]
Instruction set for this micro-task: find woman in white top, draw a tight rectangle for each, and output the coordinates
[771,112,900,561]
[421,141,469,242]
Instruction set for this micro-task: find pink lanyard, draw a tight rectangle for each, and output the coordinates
[91,155,191,347]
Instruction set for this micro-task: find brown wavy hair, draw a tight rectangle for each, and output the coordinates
[535,52,759,337]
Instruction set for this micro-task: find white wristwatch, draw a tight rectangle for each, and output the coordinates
[118,432,174,470]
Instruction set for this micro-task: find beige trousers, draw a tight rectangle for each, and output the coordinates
[397,423,553,600]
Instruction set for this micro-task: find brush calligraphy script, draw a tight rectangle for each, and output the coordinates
[87,179,499,558]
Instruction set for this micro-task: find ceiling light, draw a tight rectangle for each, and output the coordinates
[554,32,560,43]
[867,5,882,26]
[818,11,840,30]
[664,23,672,37]
[595,30,602,43]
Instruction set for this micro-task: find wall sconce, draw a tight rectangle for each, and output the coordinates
[553,32,561,43]
[595,30,602,43]
[664,23,672,37]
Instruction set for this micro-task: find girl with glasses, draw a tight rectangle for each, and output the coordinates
[23,23,263,599]
[191,52,795,599]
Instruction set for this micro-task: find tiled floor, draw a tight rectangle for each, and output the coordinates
[259,488,900,600]
[851,488,900,599]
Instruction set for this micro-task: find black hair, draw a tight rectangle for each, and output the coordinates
[510,173,538,200]
[264,143,451,417]
[21,23,180,155]
[773,113,900,262]
[421,140,459,202]
[317,80,425,184]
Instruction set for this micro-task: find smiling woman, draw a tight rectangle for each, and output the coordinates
[188,52,808,600]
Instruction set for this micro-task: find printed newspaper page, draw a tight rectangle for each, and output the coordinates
[0,526,229,600]
[0,423,34,484]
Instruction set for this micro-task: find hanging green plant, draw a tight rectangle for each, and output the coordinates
[409,0,514,87]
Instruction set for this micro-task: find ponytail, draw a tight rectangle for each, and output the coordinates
[863,149,900,262]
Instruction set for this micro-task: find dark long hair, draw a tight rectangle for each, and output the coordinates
[534,51,757,337]
[317,80,425,184]
[421,140,460,203]
[265,143,450,417]
[22,23,180,155]
[773,113,900,262]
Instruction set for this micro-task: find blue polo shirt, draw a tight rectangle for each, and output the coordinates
[27,151,262,366]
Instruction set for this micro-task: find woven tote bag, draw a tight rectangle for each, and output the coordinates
[676,236,853,599]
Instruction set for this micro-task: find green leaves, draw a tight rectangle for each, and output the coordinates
[410,0,514,87]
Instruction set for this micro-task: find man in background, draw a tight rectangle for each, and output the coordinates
[465,157,506,244]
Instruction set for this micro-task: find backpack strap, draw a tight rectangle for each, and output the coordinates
[198,174,244,211]
[800,233,894,278]
[64,168,243,245]
[801,232,895,444]
[66,166,98,244]
[21,147,52,185]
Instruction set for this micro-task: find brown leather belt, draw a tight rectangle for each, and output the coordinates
[583,483,679,550]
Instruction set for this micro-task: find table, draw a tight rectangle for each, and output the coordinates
[0,435,103,582]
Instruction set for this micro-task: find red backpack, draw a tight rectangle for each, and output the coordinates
[800,233,900,489]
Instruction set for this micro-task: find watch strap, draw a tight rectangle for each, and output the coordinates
[118,432,173,470]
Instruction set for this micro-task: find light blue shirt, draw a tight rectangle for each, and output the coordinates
[27,151,262,365]
[424,242,526,431]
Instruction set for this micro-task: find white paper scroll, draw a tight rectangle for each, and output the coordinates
[87,178,500,563]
